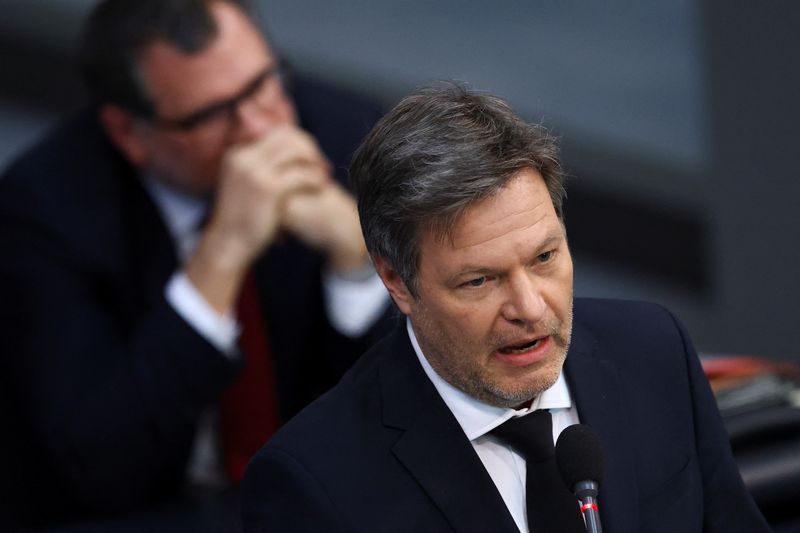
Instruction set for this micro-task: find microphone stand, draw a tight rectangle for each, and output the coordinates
[574,480,603,533]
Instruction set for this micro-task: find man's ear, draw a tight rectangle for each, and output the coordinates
[98,104,149,168]
[373,256,414,316]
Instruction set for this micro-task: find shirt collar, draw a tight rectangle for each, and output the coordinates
[406,318,572,441]
[140,174,208,260]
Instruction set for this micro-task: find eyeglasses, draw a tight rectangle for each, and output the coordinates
[150,62,286,136]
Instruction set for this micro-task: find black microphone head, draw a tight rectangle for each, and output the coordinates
[555,423,604,489]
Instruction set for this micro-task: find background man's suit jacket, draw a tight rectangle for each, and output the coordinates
[0,78,390,527]
[242,298,769,532]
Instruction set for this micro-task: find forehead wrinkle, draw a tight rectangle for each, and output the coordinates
[451,204,548,250]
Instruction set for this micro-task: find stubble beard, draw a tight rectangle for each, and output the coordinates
[413,302,574,409]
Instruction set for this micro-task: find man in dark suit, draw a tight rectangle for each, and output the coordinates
[241,86,770,532]
[0,0,389,528]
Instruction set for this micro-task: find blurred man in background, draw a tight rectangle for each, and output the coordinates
[0,0,390,528]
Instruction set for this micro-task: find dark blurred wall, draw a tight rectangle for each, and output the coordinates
[700,0,800,359]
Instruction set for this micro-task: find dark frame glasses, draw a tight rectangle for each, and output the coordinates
[152,62,285,132]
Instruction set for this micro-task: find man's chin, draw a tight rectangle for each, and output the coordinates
[482,364,563,408]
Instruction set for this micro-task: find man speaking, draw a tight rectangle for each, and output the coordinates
[241,85,769,532]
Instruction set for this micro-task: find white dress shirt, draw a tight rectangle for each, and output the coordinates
[407,319,580,533]
[142,176,390,483]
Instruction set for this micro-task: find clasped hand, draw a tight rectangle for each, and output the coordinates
[185,125,368,313]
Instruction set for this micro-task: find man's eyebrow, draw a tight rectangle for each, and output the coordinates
[446,266,495,284]
[446,232,566,285]
[534,233,564,252]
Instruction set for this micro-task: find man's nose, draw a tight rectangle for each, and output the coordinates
[230,99,274,144]
[501,272,547,326]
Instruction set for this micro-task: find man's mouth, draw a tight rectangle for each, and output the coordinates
[497,337,545,355]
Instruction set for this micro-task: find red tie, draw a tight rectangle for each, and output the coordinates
[218,269,280,482]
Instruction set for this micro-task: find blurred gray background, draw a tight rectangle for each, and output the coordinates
[1,0,798,361]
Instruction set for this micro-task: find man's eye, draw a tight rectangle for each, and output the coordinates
[538,250,554,262]
[464,276,487,287]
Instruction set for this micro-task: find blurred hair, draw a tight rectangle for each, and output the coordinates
[350,83,565,296]
[78,0,251,116]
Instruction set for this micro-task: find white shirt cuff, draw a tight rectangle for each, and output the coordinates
[165,272,240,358]
[323,267,390,338]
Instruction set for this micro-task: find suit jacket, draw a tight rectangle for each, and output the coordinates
[0,78,389,527]
[241,298,770,532]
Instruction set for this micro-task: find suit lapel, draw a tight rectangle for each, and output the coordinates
[379,328,520,533]
[76,140,180,321]
[564,319,639,533]
[121,166,179,312]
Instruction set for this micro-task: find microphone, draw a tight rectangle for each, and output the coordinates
[555,424,604,533]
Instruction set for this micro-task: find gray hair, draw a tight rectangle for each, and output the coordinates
[349,84,565,296]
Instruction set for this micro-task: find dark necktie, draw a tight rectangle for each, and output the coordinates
[218,269,280,482]
[491,410,585,533]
